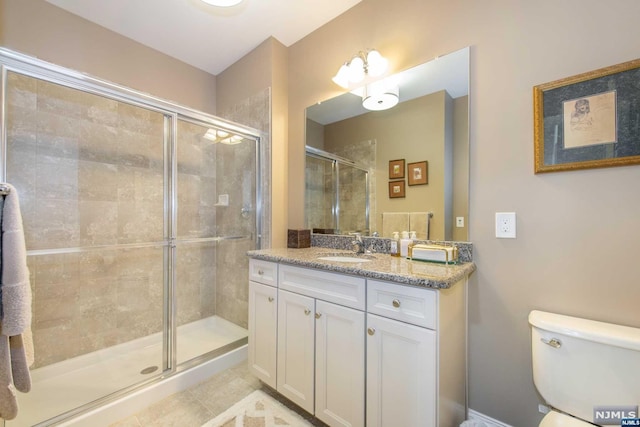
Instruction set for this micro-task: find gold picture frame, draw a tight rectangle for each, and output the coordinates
[534,58,640,173]
[407,161,428,185]
[388,181,405,198]
[388,159,405,179]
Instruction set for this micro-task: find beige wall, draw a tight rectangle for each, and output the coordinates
[0,0,217,114]
[288,0,640,426]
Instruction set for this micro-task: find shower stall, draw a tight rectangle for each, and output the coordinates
[305,146,369,235]
[0,49,263,426]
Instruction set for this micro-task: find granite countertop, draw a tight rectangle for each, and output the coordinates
[247,247,476,289]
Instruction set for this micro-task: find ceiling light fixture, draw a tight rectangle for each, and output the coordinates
[200,0,243,7]
[332,49,389,89]
[361,80,399,111]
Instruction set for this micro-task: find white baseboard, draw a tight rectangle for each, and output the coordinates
[468,409,514,427]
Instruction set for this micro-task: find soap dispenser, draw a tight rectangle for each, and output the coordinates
[400,231,411,257]
[390,232,400,257]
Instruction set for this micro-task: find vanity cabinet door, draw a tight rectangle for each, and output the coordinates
[248,281,277,388]
[277,289,315,413]
[366,313,437,427]
[315,300,365,427]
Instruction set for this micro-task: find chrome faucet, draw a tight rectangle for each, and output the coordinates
[351,233,365,254]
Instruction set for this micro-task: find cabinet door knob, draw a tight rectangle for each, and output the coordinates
[257,269,264,275]
[367,327,376,336]
[268,296,274,302]
[392,299,401,308]
[315,312,322,319]
[304,308,311,315]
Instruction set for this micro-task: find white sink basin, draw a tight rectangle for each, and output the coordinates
[317,255,372,263]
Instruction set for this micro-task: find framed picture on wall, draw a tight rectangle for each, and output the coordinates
[533,57,640,173]
[388,181,405,198]
[388,159,405,179]
[408,161,428,185]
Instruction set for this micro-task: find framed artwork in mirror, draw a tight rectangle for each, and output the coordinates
[388,159,405,179]
[388,181,405,198]
[408,161,428,185]
[534,57,640,173]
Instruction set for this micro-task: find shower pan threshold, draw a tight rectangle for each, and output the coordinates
[9,316,247,427]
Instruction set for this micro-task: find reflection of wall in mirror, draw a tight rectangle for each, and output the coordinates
[319,90,463,240]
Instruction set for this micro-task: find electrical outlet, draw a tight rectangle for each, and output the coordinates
[495,212,516,238]
[456,217,464,227]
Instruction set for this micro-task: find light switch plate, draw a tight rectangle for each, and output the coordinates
[456,217,464,227]
[495,212,516,238]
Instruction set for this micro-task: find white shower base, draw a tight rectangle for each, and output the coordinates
[8,316,247,427]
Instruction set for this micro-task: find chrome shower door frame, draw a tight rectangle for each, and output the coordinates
[0,47,262,425]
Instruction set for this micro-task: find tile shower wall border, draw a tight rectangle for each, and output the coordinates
[310,234,473,263]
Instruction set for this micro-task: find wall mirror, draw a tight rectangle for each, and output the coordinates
[304,46,469,241]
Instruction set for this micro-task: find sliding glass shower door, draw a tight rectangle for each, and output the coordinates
[4,70,169,424]
[174,119,257,365]
[1,50,261,426]
[305,147,369,235]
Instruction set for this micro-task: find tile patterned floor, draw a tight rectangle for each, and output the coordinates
[110,362,327,427]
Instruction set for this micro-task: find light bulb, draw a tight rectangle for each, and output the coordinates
[348,56,365,82]
[366,50,388,77]
[332,64,351,88]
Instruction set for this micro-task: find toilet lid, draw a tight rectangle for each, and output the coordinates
[540,410,593,427]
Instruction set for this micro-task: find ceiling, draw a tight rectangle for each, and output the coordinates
[44,0,363,75]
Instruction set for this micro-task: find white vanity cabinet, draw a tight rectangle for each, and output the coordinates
[277,264,366,427]
[248,257,467,427]
[366,279,467,427]
[248,259,278,388]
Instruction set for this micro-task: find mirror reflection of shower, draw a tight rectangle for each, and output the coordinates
[305,146,370,235]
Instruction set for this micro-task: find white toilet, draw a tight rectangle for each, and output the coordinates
[529,310,640,427]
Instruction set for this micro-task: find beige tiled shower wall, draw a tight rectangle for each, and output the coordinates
[216,89,270,329]
[8,72,165,367]
[6,71,262,367]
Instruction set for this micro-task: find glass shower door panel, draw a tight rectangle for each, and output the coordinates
[174,240,248,365]
[4,71,168,424]
[305,156,335,232]
[338,165,368,234]
[175,119,256,363]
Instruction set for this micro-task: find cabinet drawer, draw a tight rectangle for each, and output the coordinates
[279,264,366,310]
[367,280,437,329]
[249,259,278,287]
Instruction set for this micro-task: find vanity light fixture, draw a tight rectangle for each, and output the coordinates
[361,80,399,111]
[362,84,399,111]
[332,49,389,89]
[200,0,243,7]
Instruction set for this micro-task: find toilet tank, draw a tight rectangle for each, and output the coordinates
[529,310,640,424]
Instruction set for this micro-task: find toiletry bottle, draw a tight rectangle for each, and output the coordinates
[400,231,410,257]
[408,231,417,258]
[390,232,400,257]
